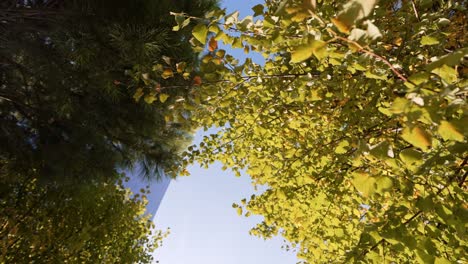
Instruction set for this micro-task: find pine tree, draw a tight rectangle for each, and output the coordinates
[0,0,218,182]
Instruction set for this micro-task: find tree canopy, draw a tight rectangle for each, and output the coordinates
[0,174,164,263]
[0,0,217,181]
[158,0,467,262]
[1,0,218,262]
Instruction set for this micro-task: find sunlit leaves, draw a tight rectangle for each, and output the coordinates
[192,24,208,44]
[332,0,377,33]
[171,1,468,263]
[438,121,464,142]
[420,36,439,46]
[290,39,327,63]
[0,177,163,263]
[159,93,170,103]
[401,126,432,152]
[161,68,174,79]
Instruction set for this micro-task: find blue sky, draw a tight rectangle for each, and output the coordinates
[150,1,298,263]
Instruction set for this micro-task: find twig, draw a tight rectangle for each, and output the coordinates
[329,32,408,82]
[410,0,421,21]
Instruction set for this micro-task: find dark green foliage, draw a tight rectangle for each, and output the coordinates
[0,0,217,181]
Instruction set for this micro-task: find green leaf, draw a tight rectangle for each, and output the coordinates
[290,44,314,63]
[399,149,423,172]
[133,88,144,102]
[159,93,169,103]
[431,64,458,84]
[438,121,464,142]
[416,249,435,264]
[335,140,350,154]
[332,0,377,33]
[369,141,392,160]
[416,196,434,212]
[352,172,376,197]
[408,72,430,85]
[290,40,327,63]
[401,126,432,152]
[144,94,157,104]
[420,36,439,46]
[375,176,393,194]
[192,24,208,45]
[252,4,264,17]
[434,257,452,264]
[390,97,410,114]
[236,207,243,216]
[426,47,468,71]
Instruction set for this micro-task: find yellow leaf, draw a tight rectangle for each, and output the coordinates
[401,126,432,152]
[438,121,464,142]
[331,17,351,34]
[159,93,169,103]
[290,40,327,63]
[133,88,144,102]
[161,69,174,79]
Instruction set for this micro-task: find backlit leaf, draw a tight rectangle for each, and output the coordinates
[208,37,218,51]
[159,93,169,103]
[420,36,439,46]
[192,24,208,45]
[161,69,174,79]
[438,121,464,142]
[401,126,432,152]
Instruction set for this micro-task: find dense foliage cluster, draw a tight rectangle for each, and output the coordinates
[163,0,467,262]
[0,175,163,263]
[1,0,217,262]
[0,0,216,180]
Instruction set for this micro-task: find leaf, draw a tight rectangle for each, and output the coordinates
[408,72,430,85]
[236,207,243,216]
[416,249,435,264]
[390,97,410,114]
[431,64,458,84]
[401,126,432,152]
[290,44,313,63]
[176,62,186,73]
[438,121,464,142]
[133,88,144,102]
[192,24,208,45]
[216,49,226,58]
[426,47,468,71]
[434,257,452,264]
[332,0,377,33]
[352,172,376,197]
[161,69,174,79]
[144,94,157,104]
[335,140,350,154]
[208,37,218,52]
[290,40,327,63]
[159,93,169,103]
[193,76,202,86]
[369,141,393,159]
[420,36,439,46]
[364,20,381,40]
[252,4,264,17]
[399,149,423,172]
[375,176,393,194]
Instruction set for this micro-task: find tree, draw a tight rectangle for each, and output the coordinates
[0,0,218,181]
[0,0,219,262]
[163,0,467,262]
[0,173,165,263]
